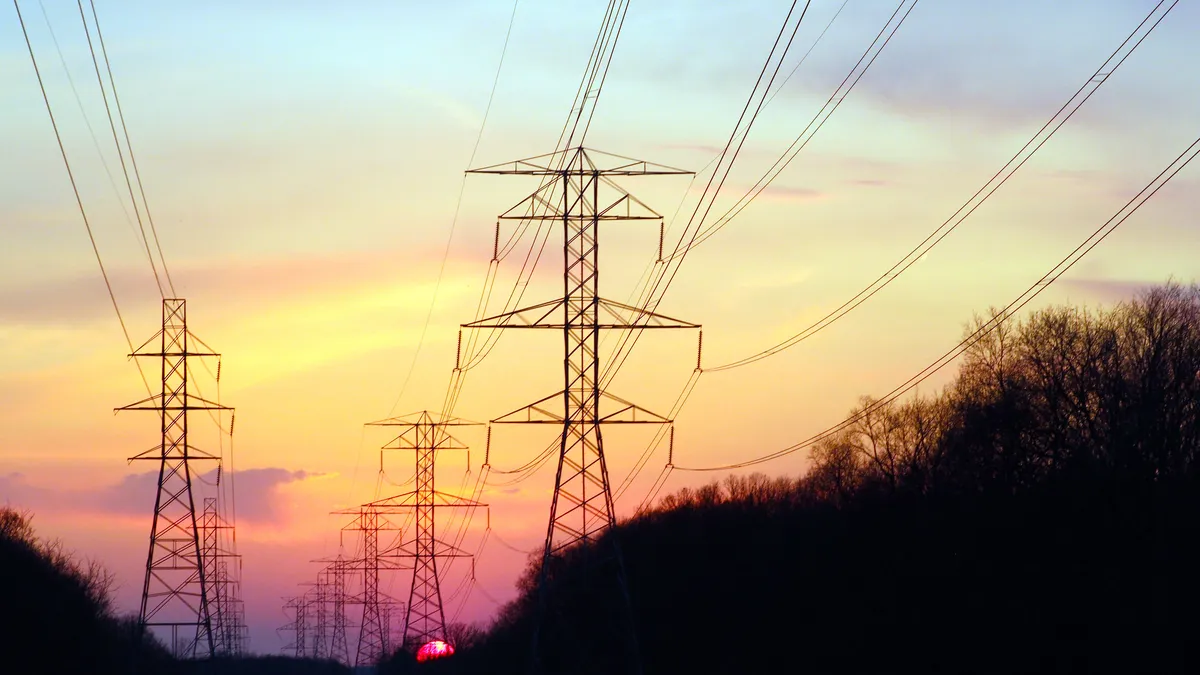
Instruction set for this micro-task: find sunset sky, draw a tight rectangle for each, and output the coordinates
[3,0,1199,652]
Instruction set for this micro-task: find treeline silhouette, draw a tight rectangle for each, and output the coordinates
[0,507,173,673]
[392,284,1200,674]
[0,507,349,675]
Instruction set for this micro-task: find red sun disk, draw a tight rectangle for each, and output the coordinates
[416,640,455,662]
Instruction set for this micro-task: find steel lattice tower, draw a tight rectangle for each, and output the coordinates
[199,497,241,656]
[365,411,485,653]
[323,558,352,665]
[333,504,402,666]
[465,147,698,672]
[309,555,354,665]
[118,298,230,658]
[298,582,328,659]
[281,595,309,658]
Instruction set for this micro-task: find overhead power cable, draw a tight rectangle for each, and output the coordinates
[672,0,920,259]
[35,1,142,245]
[600,0,916,400]
[678,132,1200,472]
[14,0,151,396]
[595,0,858,501]
[87,0,175,295]
[76,0,167,297]
[384,0,521,419]
[435,0,635,426]
[619,0,1174,510]
[706,0,1179,372]
[605,4,855,507]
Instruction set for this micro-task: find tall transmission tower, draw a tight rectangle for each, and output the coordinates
[365,411,486,654]
[118,298,230,658]
[464,147,698,673]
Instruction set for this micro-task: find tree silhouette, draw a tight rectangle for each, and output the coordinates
[417,284,1200,674]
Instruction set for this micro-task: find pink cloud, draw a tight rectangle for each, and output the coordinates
[758,185,828,201]
[0,467,315,525]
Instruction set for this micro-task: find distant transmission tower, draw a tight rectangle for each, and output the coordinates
[333,504,402,666]
[299,581,328,659]
[465,148,698,672]
[365,411,485,653]
[118,298,230,658]
[281,595,309,658]
[200,497,242,656]
[319,557,353,665]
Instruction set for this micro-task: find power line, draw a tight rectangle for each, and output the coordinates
[678,132,1200,473]
[599,0,897,397]
[14,0,151,396]
[86,0,176,295]
[763,0,850,109]
[434,0,642,433]
[385,0,521,419]
[669,0,919,260]
[34,0,141,246]
[586,0,826,501]
[75,0,166,297]
[618,0,1174,509]
[705,0,1178,372]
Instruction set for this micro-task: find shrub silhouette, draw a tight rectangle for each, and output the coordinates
[0,508,174,674]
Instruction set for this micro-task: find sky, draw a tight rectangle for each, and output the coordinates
[2,0,1200,655]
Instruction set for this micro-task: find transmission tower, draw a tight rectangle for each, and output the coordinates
[465,147,698,673]
[298,582,328,659]
[317,557,353,665]
[118,298,230,658]
[200,497,243,656]
[365,411,486,654]
[332,504,403,666]
[281,595,309,658]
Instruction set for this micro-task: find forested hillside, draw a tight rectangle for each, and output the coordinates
[397,284,1200,674]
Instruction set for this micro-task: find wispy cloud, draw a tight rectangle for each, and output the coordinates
[0,248,468,328]
[0,467,317,525]
[1056,278,1156,304]
[849,178,890,188]
[758,185,827,201]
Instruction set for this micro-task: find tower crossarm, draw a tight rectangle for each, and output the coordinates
[466,146,692,176]
[463,297,699,330]
[116,393,230,412]
[382,537,477,560]
[491,390,674,425]
[359,490,487,510]
[127,445,220,462]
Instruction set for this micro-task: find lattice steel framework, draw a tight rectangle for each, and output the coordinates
[322,558,352,665]
[465,147,698,672]
[199,497,243,656]
[365,411,485,652]
[118,298,229,658]
[281,595,309,658]
[298,581,328,659]
[332,504,403,666]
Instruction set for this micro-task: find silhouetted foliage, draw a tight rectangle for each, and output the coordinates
[0,507,357,674]
[178,655,351,675]
[0,507,174,674]
[393,284,1200,674]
